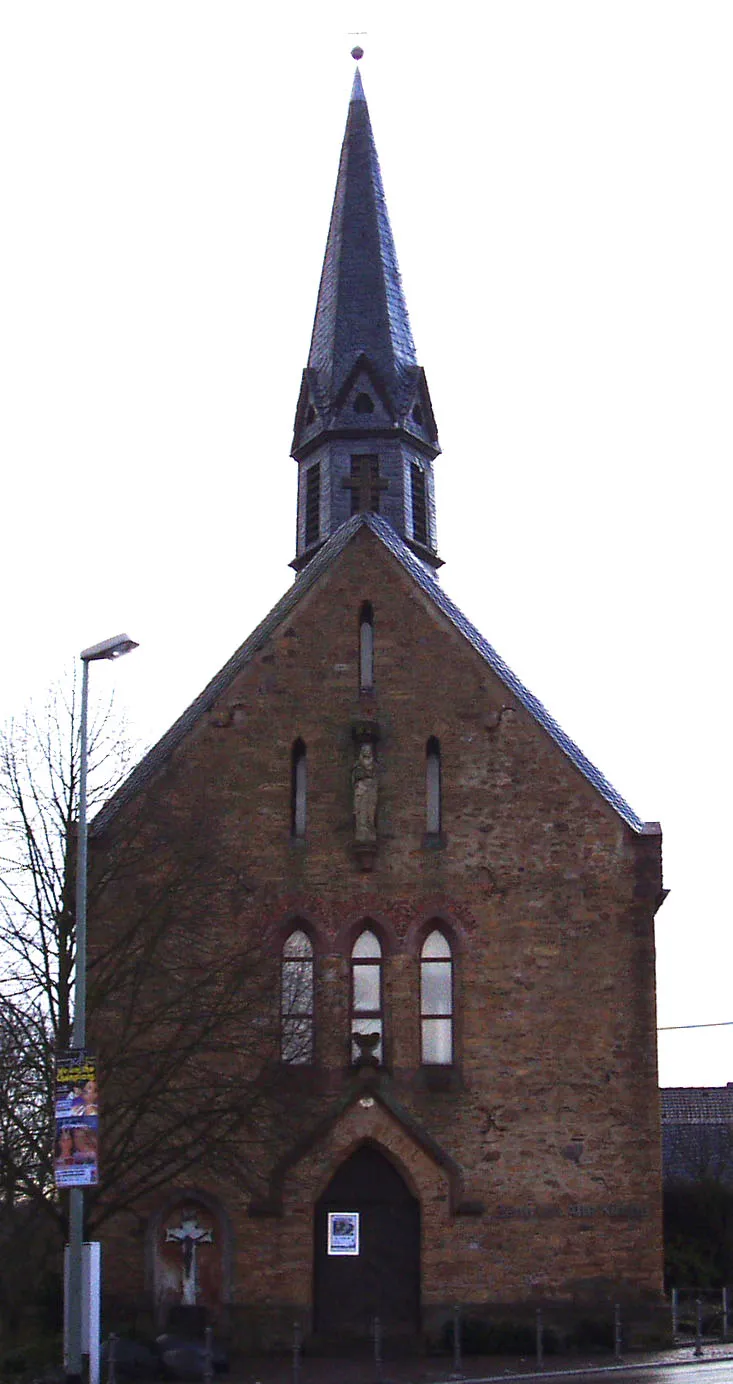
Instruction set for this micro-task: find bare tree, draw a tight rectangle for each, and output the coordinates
[0,680,306,1244]
[0,1000,52,1209]
[0,678,132,1218]
[0,679,132,1049]
[85,801,288,1229]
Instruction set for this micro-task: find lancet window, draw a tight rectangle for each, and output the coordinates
[420,929,453,1065]
[351,929,383,1064]
[291,739,307,838]
[426,737,441,835]
[359,602,374,691]
[281,930,314,1064]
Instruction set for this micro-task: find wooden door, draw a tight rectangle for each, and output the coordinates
[314,1144,420,1339]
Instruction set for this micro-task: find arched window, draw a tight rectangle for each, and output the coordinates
[426,737,441,835]
[351,929,383,1064]
[281,929,314,1063]
[420,929,453,1065]
[291,739,307,838]
[359,602,374,691]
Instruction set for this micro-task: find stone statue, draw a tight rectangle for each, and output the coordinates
[352,741,377,843]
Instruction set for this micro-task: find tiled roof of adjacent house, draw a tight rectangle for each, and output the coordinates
[662,1087,733,1123]
[92,513,652,837]
[661,1087,733,1183]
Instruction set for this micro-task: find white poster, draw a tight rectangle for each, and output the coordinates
[327,1211,359,1255]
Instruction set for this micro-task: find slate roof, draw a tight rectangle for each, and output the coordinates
[92,512,652,837]
[306,68,418,414]
[662,1088,733,1123]
[661,1088,733,1184]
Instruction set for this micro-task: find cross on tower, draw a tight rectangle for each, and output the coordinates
[342,455,388,515]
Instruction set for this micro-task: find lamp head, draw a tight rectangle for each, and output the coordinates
[80,633,139,663]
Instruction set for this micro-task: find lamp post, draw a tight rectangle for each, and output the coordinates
[66,634,138,1384]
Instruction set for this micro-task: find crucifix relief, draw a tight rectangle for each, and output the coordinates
[342,455,388,516]
[165,1211,213,1305]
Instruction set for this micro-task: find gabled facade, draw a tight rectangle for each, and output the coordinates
[91,68,665,1348]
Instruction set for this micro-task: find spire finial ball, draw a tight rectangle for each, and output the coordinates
[351,46,364,60]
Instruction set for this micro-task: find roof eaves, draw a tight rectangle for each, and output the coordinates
[361,513,648,834]
[94,510,650,839]
[91,516,367,837]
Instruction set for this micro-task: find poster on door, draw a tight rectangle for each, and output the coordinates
[327,1211,359,1255]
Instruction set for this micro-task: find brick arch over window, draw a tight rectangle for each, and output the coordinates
[406,911,467,958]
[342,913,397,958]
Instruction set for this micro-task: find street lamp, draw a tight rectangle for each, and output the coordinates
[66,634,138,1384]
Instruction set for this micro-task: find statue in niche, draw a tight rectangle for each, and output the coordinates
[165,1210,213,1305]
[352,741,378,844]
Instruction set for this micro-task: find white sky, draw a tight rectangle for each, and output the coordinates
[1,2,731,1087]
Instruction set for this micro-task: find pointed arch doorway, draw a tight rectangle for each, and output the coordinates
[313,1143,420,1339]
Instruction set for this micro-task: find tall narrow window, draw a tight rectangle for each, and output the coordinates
[351,929,383,1064]
[359,602,374,691]
[420,930,453,1065]
[411,463,428,547]
[281,929,314,1063]
[426,737,441,835]
[305,463,321,548]
[291,739,307,838]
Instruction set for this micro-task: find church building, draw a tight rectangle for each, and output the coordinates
[91,67,665,1348]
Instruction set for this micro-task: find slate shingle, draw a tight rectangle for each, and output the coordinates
[307,68,417,412]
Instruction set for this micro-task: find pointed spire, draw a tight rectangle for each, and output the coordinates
[290,72,442,575]
[305,69,417,408]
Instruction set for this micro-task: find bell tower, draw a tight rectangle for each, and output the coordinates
[291,67,442,574]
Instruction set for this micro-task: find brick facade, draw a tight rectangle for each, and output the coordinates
[92,524,664,1345]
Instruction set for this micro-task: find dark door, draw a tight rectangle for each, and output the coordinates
[314,1144,420,1339]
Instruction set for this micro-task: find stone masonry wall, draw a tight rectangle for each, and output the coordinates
[93,524,663,1338]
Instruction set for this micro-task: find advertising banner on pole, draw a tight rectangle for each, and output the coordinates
[54,1051,99,1188]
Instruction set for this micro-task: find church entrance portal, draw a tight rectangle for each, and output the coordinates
[313,1144,420,1339]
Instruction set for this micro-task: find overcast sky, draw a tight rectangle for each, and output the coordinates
[1,2,731,1086]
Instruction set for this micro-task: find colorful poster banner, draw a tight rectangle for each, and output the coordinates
[327,1211,359,1255]
[54,1051,99,1188]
